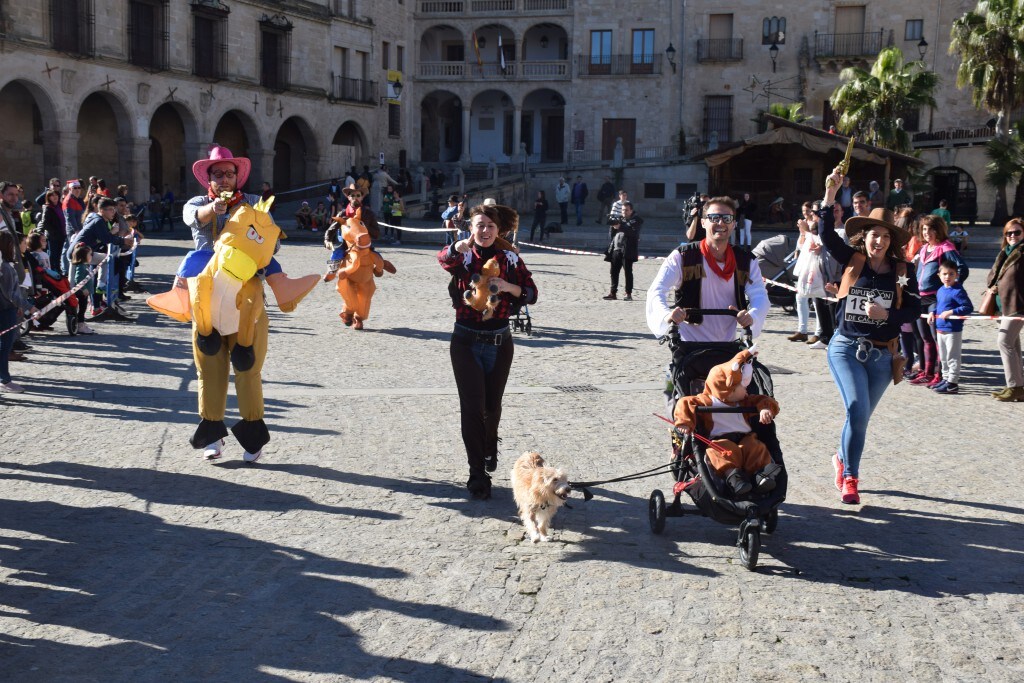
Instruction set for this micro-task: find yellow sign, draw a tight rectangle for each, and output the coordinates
[385,69,403,105]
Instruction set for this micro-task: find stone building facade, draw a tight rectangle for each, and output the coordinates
[0,0,1013,219]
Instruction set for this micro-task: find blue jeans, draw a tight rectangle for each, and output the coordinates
[574,202,584,225]
[0,308,17,383]
[826,334,893,479]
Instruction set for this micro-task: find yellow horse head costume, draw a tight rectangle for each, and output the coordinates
[147,196,319,457]
[325,208,396,330]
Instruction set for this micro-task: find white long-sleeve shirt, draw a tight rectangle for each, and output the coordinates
[645,249,769,340]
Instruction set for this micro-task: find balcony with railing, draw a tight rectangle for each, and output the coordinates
[416,0,569,15]
[575,54,663,76]
[331,76,377,105]
[814,30,884,59]
[418,60,569,80]
[696,38,743,63]
[912,126,997,148]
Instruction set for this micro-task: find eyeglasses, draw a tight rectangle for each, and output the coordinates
[210,171,237,180]
[704,213,735,224]
[1005,230,1023,237]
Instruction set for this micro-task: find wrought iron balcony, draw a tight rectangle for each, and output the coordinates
[331,76,377,105]
[814,30,884,59]
[575,54,663,76]
[415,0,569,14]
[696,39,743,63]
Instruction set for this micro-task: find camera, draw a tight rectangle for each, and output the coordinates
[682,192,704,221]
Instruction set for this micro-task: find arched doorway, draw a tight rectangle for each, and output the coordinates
[149,103,194,196]
[212,110,260,187]
[0,80,58,190]
[920,166,978,224]
[273,116,315,191]
[77,92,131,187]
[522,88,566,163]
[469,89,514,163]
[330,121,367,176]
[420,90,462,162]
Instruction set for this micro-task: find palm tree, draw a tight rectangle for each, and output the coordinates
[985,126,1024,217]
[767,102,812,124]
[950,0,1024,222]
[829,46,938,153]
[950,0,1024,138]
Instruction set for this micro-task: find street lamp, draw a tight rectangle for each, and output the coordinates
[380,79,403,106]
[769,41,779,72]
[665,43,677,73]
[917,37,929,60]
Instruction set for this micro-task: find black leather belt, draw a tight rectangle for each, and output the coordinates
[453,325,511,346]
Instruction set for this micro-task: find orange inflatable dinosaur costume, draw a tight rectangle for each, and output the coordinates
[324,208,396,329]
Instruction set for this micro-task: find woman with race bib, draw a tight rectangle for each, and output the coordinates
[817,168,921,505]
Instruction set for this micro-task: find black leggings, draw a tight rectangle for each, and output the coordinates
[450,334,514,476]
[609,251,633,295]
[529,214,546,242]
[812,297,835,342]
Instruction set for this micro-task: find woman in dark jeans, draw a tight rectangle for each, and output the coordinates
[438,203,538,499]
[0,231,36,393]
[529,190,548,243]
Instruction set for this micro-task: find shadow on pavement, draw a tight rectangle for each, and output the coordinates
[763,500,1024,596]
[0,498,509,682]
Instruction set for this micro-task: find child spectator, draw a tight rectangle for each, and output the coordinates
[122,213,143,294]
[928,259,974,394]
[295,201,313,230]
[1,230,37,392]
[20,200,36,234]
[311,201,326,232]
[27,232,52,272]
[948,224,969,252]
[70,242,98,319]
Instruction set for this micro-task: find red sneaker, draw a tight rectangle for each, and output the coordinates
[832,453,844,491]
[909,372,933,385]
[841,476,860,505]
[927,375,944,388]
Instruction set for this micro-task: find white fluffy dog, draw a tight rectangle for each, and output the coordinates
[511,451,571,542]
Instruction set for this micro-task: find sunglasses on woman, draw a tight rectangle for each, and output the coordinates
[1006,230,1023,237]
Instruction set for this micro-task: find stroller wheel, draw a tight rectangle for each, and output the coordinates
[648,490,667,535]
[66,311,79,336]
[765,509,779,535]
[739,529,761,570]
[525,320,532,335]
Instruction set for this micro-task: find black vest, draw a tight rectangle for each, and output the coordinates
[671,242,752,326]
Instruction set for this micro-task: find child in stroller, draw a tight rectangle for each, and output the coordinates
[650,309,786,570]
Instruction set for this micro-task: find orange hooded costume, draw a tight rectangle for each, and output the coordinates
[673,348,779,479]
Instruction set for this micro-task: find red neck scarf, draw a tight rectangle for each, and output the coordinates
[207,189,245,208]
[700,239,736,280]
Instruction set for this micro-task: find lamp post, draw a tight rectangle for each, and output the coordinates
[917,37,929,60]
[769,41,779,73]
[665,43,677,74]
[380,79,402,106]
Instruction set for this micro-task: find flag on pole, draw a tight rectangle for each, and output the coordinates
[498,34,506,74]
[472,31,483,70]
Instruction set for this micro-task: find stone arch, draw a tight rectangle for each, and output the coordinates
[920,166,978,224]
[0,78,61,190]
[469,88,515,163]
[522,22,570,62]
[273,115,318,191]
[521,88,566,163]
[329,120,368,176]
[148,102,200,196]
[472,23,519,74]
[420,90,462,163]
[76,90,134,186]
[211,109,262,187]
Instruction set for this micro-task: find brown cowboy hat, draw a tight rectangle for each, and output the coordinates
[843,208,911,247]
[342,182,364,199]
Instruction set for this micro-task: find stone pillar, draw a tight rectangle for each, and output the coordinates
[250,150,276,192]
[512,106,522,161]
[184,142,209,196]
[460,106,471,164]
[50,129,80,182]
[118,137,152,204]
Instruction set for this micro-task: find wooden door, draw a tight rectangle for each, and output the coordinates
[602,119,636,160]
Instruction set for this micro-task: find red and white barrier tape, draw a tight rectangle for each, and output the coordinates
[921,313,1024,321]
[0,252,110,337]
[377,220,455,233]
[516,241,666,260]
[761,276,840,303]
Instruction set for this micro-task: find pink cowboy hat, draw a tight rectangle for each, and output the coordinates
[192,145,252,189]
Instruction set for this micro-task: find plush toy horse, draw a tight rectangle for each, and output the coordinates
[464,257,502,320]
[147,197,318,459]
[325,208,395,330]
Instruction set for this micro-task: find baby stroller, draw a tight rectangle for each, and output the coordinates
[23,259,79,336]
[511,304,532,335]
[650,310,786,570]
[752,234,796,313]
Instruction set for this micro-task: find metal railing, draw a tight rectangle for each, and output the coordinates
[331,76,377,104]
[417,0,569,11]
[912,126,997,147]
[814,30,884,58]
[419,60,568,80]
[574,54,663,76]
[696,38,744,62]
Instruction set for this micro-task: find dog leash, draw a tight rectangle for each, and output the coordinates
[569,461,678,501]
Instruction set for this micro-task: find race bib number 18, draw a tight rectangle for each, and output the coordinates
[845,286,892,325]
